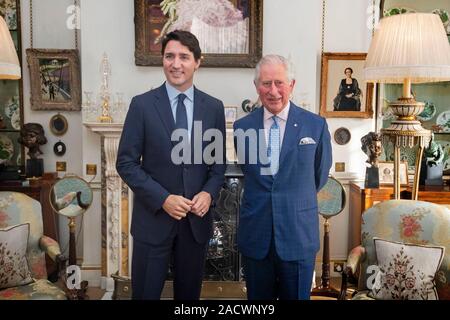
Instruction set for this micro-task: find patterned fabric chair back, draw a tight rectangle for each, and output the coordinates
[0,191,47,279]
[358,200,450,299]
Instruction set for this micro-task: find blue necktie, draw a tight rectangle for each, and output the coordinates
[267,116,280,175]
[175,93,189,163]
[176,93,188,130]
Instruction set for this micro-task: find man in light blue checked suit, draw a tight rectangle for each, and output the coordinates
[233,55,332,300]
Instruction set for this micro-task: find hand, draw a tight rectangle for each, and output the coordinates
[191,191,212,218]
[162,195,193,220]
[345,93,352,98]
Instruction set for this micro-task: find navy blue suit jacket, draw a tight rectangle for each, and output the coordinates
[116,84,226,245]
[233,103,332,261]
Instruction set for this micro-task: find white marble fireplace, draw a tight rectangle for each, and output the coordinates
[84,123,131,286]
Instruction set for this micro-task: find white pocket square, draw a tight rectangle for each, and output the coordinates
[299,137,316,145]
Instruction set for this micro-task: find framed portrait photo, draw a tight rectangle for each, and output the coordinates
[134,0,263,68]
[378,161,409,186]
[26,49,81,111]
[320,52,374,118]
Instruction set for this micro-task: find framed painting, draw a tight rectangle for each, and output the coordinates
[26,49,81,111]
[134,0,263,68]
[320,52,374,118]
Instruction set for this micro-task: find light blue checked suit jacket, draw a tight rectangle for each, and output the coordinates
[233,103,332,261]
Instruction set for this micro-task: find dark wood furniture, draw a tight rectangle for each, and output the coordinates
[0,174,59,276]
[349,182,450,252]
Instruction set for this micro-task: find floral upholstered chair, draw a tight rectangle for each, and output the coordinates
[0,191,67,300]
[340,200,449,300]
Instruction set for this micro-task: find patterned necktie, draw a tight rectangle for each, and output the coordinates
[175,93,188,130]
[267,115,280,175]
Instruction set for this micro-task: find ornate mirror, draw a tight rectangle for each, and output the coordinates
[312,176,346,299]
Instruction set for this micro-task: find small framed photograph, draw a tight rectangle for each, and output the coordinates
[224,106,238,127]
[320,52,374,118]
[53,141,66,157]
[378,161,409,186]
[49,113,69,136]
[26,49,81,111]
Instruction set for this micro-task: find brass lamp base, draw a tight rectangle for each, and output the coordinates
[381,98,431,200]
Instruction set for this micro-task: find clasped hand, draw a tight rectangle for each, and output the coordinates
[162,191,211,220]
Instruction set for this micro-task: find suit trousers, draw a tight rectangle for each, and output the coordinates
[131,216,208,300]
[242,238,315,300]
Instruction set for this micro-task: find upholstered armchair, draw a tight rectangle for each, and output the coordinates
[340,200,449,300]
[0,191,67,300]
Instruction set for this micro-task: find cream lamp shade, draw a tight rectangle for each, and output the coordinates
[364,13,450,201]
[365,12,450,96]
[0,15,21,79]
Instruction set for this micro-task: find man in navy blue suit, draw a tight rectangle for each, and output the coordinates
[116,30,226,300]
[233,55,332,300]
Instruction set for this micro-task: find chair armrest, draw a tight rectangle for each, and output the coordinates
[338,246,366,300]
[40,236,68,282]
[346,246,366,276]
[39,235,62,261]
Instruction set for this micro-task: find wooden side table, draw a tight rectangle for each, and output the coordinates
[348,182,450,252]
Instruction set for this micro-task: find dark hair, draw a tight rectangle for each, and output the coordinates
[161,30,202,61]
[19,123,47,145]
[344,67,353,74]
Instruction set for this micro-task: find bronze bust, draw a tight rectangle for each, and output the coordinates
[18,123,47,159]
[361,132,382,168]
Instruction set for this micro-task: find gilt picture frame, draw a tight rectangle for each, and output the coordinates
[320,52,374,118]
[26,49,81,111]
[134,0,263,68]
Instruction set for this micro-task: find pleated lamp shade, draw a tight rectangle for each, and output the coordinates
[0,15,21,79]
[364,13,450,84]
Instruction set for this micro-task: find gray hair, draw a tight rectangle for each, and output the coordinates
[254,54,295,84]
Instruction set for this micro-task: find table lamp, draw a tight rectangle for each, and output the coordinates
[364,13,450,200]
[0,15,21,79]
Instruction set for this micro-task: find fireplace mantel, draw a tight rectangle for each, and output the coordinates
[84,122,129,281]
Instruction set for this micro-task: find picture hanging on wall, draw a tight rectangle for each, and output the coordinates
[134,0,263,67]
[320,52,374,119]
[26,49,81,111]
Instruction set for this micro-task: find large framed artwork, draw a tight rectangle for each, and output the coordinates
[320,52,374,119]
[26,49,81,111]
[134,0,263,68]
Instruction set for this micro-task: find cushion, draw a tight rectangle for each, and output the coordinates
[370,238,445,300]
[0,223,33,289]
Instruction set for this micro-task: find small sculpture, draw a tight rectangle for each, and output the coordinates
[424,137,444,167]
[361,132,382,168]
[18,123,47,159]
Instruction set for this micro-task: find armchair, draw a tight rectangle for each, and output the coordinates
[340,200,449,300]
[0,191,67,300]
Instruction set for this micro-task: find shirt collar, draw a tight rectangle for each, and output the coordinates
[165,82,194,102]
[263,101,290,122]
